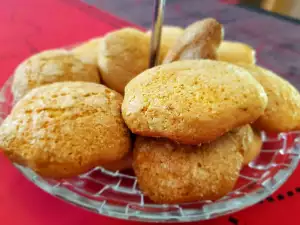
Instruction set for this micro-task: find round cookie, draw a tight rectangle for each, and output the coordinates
[98,28,150,94]
[72,37,102,65]
[238,64,300,132]
[146,26,184,63]
[0,82,131,178]
[229,125,262,165]
[163,18,224,64]
[12,49,100,102]
[133,129,244,204]
[122,60,268,144]
[217,41,256,65]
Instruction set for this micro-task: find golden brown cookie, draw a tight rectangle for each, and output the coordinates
[102,152,132,171]
[244,128,262,165]
[0,82,131,179]
[146,26,184,63]
[229,125,262,165]
[72,37,102,65]
[238,64,300,132]
[12,49,100,102]
[217,41,256,65]
[133,129,244,204]
[98,28,150,94]
[122,60,268,144]
[163,18,223,64]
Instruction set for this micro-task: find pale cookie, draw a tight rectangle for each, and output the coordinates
[0,82,131,178]
[146,26,184,63]
[98,28,150,94]
[122,60,268,144]
[133,129,244,204]
[163,18,224,64]
[238,64,300,132]
[72,37,102,65]
[12,49,100,102]
[217,41,256,65]
[229,125,262,165]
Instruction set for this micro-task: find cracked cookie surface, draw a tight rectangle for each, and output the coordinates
[12,49,100,102]
[0,82,131,178]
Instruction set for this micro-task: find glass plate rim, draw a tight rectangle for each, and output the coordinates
[1,75,300,222]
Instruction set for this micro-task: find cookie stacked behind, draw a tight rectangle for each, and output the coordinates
[122,59,268,203]
[98,28,151,94]
[12,49,100,103]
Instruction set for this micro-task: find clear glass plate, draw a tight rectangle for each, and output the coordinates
[0,76,300,222]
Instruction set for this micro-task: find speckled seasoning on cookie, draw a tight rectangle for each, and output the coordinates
[122,60,268,144]
[133,128,245,204]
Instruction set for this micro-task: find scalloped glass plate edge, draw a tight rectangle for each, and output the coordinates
[1,75,300,222]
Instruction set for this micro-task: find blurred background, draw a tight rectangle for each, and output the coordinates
[242,0,300,19]
[84,0,300,89]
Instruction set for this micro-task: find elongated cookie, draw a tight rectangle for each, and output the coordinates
[163,18,223,63]
[146,26,184,63]
[217,41,256,65]
[122,60,268,144]
[133,128,245,204]
[98,28,150,94]
[238,64,300,132]
[0,82,131,178]
[12,49,100,102]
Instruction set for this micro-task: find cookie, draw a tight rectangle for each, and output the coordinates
[98,28,150,94]
[0,82,131,178]
[146,26,184,63]
[72,37,102,65]
[102,152,132,171]
[244,128,262,165]
[217,41,256,65]
[229,125,262,165]
[12,49,100,102]
[122,60,268,144]
[163,18,223,63]
[133,129,244,204]
[238,64,300,132]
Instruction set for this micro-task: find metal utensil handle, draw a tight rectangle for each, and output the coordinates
[149,0,166,68]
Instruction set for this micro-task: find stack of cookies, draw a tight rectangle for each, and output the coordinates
[1,18,300,204]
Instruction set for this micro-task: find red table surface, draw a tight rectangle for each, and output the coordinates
[0,0,300,225]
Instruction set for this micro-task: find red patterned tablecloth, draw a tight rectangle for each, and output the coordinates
[0,0,299,225]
